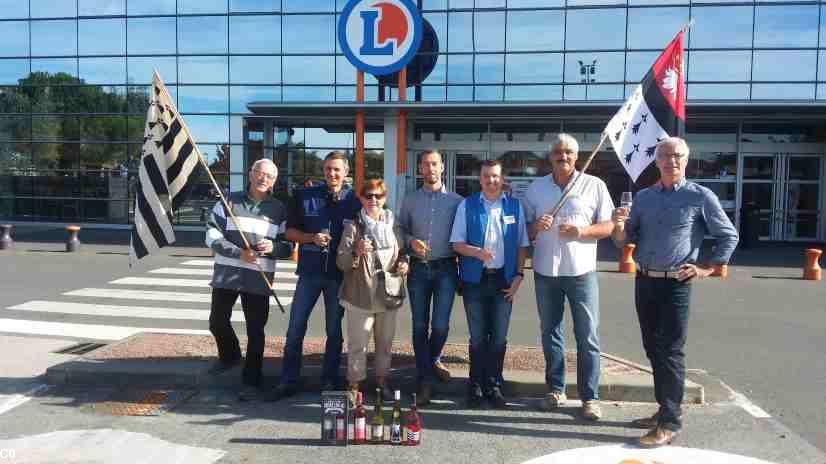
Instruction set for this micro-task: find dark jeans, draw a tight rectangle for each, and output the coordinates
[280,273,344,387]
[462,270,512,390]
[209,287,270,387]
[635,275,691,431]
[407,259,458,383]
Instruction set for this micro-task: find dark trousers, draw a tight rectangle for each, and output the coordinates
[209,287,270,387]
[634,275,691,431]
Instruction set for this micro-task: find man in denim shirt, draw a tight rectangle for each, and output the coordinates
[612,137,738,447]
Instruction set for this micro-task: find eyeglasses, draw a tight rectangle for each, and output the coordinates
[362,193,385,200]
[251,169,275,181]
[657,152,688,161]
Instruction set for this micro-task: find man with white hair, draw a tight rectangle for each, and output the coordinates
[523,133,615,421]
[612,137,738,447]
[205,158,293,401]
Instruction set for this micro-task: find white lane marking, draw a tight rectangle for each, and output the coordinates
[8,300,245,322]
[149,267,298,280]
[64,288,293,306]
[0,384,50,416]
[110,277,296,291]
[180,259,297,270]
[0,319,210,341]
[731,391,772,418]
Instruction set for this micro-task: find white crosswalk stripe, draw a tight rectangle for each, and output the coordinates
[148,267,299,280]
[64,288,293,306]
[8,300,246,322]
[181,259,298,270]
[109,276,297,291]
[0,319,210,341]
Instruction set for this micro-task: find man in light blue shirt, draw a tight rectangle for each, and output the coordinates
[612,137,738,448]
[451,160,529,409]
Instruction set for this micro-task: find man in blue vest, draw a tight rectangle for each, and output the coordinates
[450,159,529,408]
[269,151,361,401]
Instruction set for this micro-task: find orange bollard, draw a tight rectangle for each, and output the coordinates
[619,243,636,273]
[803,248,822,281]
[711,264,728,278]
[290,242,299,262]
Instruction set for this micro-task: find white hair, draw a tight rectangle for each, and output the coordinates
[655,137,690,158]
[549,133,579,155]
[250,158,278,175]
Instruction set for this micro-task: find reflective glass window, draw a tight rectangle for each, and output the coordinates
[505,85,562,101]
[820,50,826,82]
[754,5,818,48]
[568,0,624,6]
[0,60,30,85]
[476,54,504,84]
[230,15,280,54]
[448,12,472,53]
[31,59,78,79]
[564,52,624,84]
[284,0,333,12]
[474,12,505,52]
[305,127,351,148]
[0,116,30,140]
[475,85,503,101]
[178,86,229,113]
[688,51,750,82]
[333,85,378,101]
[420,54,445,84]
[33,143,80,170]
[688,84,749,100]
[449,0,473,8]
[127,0,175,15]
[185,115,229,143]
[283,15,334,53]
[31,20,78,56]
[423,13,446,51]
[282,86,334,101]
[231,0,279,12]
[628,8,687,50]
[80,116,127,141]
[0,0,28,19]
[79,0,124,16]
[127,18,177,55]
[818,85,826,101]
[630,0,686,5]
[33,116,80,141]
[335,56,378,85]
[421,0,448,9]
[686,152,737,179]
[230,56,280,84]
[565,9,626,51]
[507,10,563,52]
[128,57,177,84]
[79,57,125,84]
[420,86,446,101]
[753,50,816,82]
[507,0,563,6]
[564,84,623,101]
[230,86,281,112]
[506,53,562,83]
[0,21,29,57]
[751,84,814,100]
[178,0,227,14]
[447,55,473,84]
[282,56,334,84]
[625,51,659,82]
[477,0,505,7]
[31,0,76,18]
[179,16,228,54]
[78,19,125,56]
[689,6,752,49]
[178,56,229,84]
[447,85,473,101]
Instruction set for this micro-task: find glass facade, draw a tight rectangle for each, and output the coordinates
[0,0,825,240]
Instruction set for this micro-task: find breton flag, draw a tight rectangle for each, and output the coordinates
[129,72,200,264]
[605,31,686,182]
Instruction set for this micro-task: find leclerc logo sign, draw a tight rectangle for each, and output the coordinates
[338,0,423,76]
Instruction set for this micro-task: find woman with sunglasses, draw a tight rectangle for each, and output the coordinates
[337,178,409,402]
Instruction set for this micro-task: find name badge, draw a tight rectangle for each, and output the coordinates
[503,215,516,225]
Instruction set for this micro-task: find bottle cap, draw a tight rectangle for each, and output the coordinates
[394,390,400,400]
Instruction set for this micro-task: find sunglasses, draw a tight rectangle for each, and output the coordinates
[363,193,385,200]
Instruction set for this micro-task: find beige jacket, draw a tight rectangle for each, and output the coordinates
[336,213,405,313]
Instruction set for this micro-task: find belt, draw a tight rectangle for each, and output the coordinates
[637,268,679,279]
[483,267,504,275]
[410,256,454,266]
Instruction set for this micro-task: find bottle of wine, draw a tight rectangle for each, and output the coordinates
[390,390,402,445]
[353,391,367,445]
[404,393,422,446]
[370,387,385,444]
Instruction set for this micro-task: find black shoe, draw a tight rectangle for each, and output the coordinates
[266,384,298,402]
[238,384,263,402]
[466,384,484,409]
[207,357,241,375]
[486,386,507,409]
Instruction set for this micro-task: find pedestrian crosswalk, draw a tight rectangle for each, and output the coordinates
[0,259,298,341]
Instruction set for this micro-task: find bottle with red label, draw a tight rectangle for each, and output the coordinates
[403,393,422,446]
[353,391,367,444]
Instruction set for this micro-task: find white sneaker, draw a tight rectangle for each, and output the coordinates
[541,391,566,411]
[582,400,602,421]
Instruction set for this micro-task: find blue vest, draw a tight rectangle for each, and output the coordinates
[459,192,521,285]
[294,183,361,279]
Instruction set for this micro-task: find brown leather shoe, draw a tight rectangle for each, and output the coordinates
[433,361,451,383]
[631,411,659,429]
[637,426,678,448]
[416,383,432,406]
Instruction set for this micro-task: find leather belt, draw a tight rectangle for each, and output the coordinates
[410,257,454,266]
[637,268,678,279]
[483,267,504,275]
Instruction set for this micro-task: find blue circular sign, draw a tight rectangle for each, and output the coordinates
[338,0,423,76]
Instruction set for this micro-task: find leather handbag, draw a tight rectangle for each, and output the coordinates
[377,270,405,310]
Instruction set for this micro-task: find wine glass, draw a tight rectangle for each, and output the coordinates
[620,192,633,210]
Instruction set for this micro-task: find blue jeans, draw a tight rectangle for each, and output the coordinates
[280,273,344,386]
[534,271,601,401]
[635,275,691,432]
[407,259,458,383]
[462,270,512,387]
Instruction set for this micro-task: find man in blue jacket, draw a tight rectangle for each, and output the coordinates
[269,151,362,401]
[450,160,529,408]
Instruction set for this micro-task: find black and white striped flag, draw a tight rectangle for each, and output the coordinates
[129,72,201,264]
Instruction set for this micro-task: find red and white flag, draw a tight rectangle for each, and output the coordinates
[605,31,686,182]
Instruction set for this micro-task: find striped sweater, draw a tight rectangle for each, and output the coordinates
[206,191,292,296]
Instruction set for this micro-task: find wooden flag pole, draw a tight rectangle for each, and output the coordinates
[151,71,285,313]
[546,132,610,218]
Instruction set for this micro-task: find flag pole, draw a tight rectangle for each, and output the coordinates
[151,70,286,313]
[546,132,610,218]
